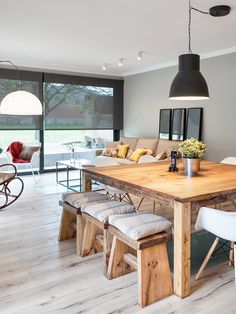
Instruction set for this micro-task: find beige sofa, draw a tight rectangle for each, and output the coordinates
[95,136,181,165]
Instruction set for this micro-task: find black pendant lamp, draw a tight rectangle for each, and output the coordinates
[169,1,231,101]
[169,54,209,100]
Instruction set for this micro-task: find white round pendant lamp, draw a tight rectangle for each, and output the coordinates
[0,90,42,115]
[0,60,42,115]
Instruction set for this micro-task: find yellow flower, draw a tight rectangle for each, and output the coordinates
[179,138,206,159]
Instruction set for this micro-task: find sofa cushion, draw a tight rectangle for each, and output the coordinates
[126,149,134,159]
[101,148,118,157]
[120,137,138,151]
[136,138,158,154]
[156,151,167,160]
[129,148,147,163]
[105,141,121,149]
[109,212,172,240]
[156,139,181,155]
[95,156,134,166]
[95,156,120,166]
[116,157,134,165]
[117,144,129,158]
[138,155,158,163]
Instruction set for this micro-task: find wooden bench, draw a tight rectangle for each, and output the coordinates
[80,212,113,273]
[58,191,108,255]
[58,200,84,255]
[58,201,112,264]
[107,213,173,308]
[80,200,135,270]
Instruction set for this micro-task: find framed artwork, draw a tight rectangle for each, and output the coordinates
[159,109,172,140]
[186,107,203,140]
[171,108,186,141]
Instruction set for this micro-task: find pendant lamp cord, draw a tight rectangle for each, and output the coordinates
[188,1,210,54]
[188,0,192,54]
[0,60,23,90]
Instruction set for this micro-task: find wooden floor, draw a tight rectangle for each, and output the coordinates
[0,173,235,314]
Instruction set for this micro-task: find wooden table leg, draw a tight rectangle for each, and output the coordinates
[82,173,92,192]
[173,201,191,298]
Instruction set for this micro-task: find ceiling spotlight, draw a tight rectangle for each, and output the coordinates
[137,52,142,61]
[118,58,124,67]
[102,63,107,71]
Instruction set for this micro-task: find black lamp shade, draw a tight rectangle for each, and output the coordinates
[169,54,209,100]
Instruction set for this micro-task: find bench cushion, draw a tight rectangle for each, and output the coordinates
[109,212,172,240]
[81,200,135,223]
[62,191,108,209]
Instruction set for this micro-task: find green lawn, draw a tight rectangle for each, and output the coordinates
[0,130,85,149]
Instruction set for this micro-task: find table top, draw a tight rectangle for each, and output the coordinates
[57,159,95,169]
[83,160,236,203]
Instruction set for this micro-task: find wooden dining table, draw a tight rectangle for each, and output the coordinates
[82,160,236,298]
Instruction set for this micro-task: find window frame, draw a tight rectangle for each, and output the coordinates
[0,68,123,173]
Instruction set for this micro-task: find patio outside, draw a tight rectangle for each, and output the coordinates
[0,129,112,170]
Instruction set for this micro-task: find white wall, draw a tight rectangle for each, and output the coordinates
[124,52,236,161]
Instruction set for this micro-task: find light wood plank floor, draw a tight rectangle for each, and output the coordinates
[0,173,235,314]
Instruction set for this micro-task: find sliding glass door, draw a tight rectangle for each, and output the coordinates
[0,69,123,172]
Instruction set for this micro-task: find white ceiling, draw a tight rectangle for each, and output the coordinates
[1,0,236,77]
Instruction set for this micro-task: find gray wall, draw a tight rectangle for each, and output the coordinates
[124,52,236,162]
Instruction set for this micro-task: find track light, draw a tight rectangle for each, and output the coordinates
[118,58,124,67]
[137,52,142,61]
[102,63,107,71]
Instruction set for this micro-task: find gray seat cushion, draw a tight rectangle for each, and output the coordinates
[81,200,135,223]
[62,191,108,208]
[109,212,172,240]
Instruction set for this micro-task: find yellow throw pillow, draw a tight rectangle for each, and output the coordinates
[129,148,147,163]
[117,144,129,158]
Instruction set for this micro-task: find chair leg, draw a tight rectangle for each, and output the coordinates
[234,243,236,285]
[29,164,40,183]
[124,193,134,205]
[58,208,75,241]
[137,242,172,308]
[106,191,113,200]
[107,236,132,279]
[195,237,220,280]
[136,197,144,211]
[229,241,234,267]
[231,200,236,210]
[152,201,156,213]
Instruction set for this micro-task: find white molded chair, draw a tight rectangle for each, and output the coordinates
[195,207,236,281]
[220,157,236,210]
[221,157,236,165]
[94,156,134,205]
